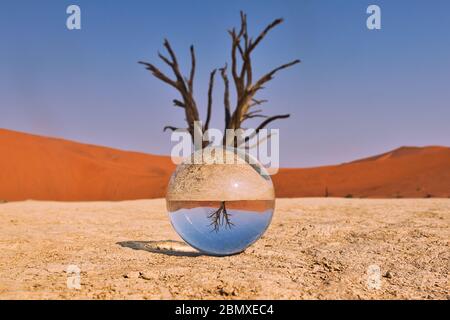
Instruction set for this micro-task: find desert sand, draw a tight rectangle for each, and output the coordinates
[1,128,449,201]
[0,198,448,300]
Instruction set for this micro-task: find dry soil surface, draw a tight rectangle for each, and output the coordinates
[0,198,448,299]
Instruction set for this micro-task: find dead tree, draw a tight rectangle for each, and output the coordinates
[207,201,234,232]
[139,12,300,231]
[139,11,300,147]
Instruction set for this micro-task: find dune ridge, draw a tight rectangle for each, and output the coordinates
[0,129,175,201]
[0,128,449,201]
[274,146,450,198]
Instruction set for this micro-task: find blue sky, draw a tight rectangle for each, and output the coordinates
[1,0,449,167]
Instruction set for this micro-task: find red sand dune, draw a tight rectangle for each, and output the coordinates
[273,146,450,198]
[0,129,175,201]
[0,128,449,201]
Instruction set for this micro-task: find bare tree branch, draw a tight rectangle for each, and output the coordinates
[164,40,187,87]
[157,52,174,68]
[243,132,275,149]
[172,99,185,108]
[243,109,268,121]
[250,99,268,108]
[248,18,284,52]
[244,114,268,120]
[252,59,301,93]
[163,126,182,132]
[243,114,289,144]
[247,109,263,116]
[241,11,249,50]
[225,13,298,133]
[163,39,180,68]
[188,45,196,93]
[138,61,177,88]
[228,29,243,97]
[204,69,217,132]
[255,114,290,131]
[220,65,232,129]
[140,39,201,142]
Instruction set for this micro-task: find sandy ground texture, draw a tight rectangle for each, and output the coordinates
[0,198,448,300]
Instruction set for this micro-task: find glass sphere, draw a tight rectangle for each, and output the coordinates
[166,147,275,256]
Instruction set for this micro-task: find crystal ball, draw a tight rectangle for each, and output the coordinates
[166,147,275,256]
